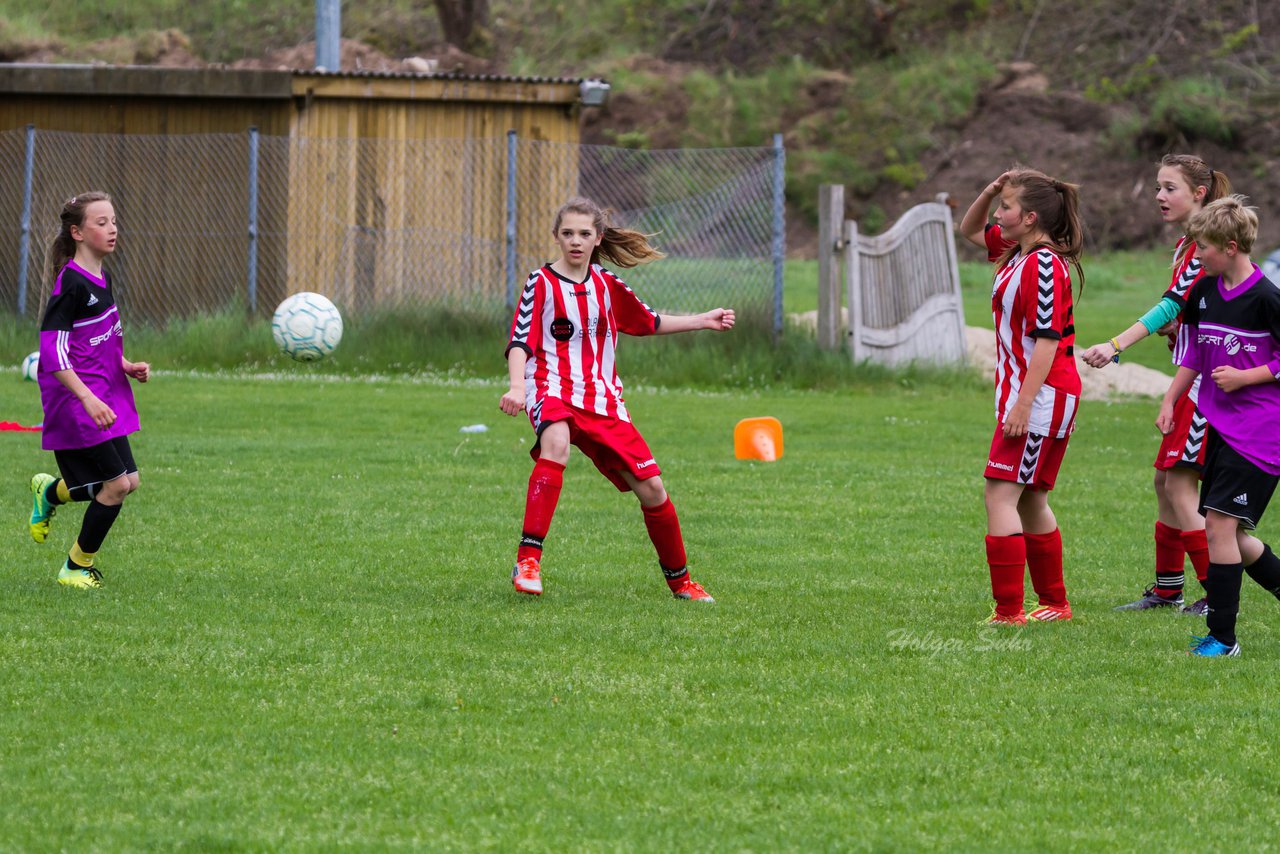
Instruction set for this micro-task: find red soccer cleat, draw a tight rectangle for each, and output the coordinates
[512,557,543,595]
[671,577,715,603]
[1027,603,1073,622]
[980,607,1027,626]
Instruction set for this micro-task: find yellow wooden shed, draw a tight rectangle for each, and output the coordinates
[0,64,594,318]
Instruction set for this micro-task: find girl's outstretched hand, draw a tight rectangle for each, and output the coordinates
[705,308,735,331]
[1080,342,1116,369]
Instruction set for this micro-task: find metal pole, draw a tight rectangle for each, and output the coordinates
[247,126,260,313]
[315,0,340,71]
[506,129,518,311]
[771,133,786,339]
[17,124,35,316]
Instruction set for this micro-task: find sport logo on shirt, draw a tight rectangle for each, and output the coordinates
[86,293,99,306]
[550,317,576,341]
[1224,333,1241,355]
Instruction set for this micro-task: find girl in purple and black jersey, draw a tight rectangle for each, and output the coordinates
[1157,196,1280,656]
[27,192,150,590]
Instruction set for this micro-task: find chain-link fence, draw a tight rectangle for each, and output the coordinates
[1,128,784,330]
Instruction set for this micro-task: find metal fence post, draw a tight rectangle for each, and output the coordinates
[771,133,785,338]
[247,126,260,313]
[505,129,518,311]
[17,124,35,315]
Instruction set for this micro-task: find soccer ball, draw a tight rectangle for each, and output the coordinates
[271,292,343,362]
[21,350,39,382]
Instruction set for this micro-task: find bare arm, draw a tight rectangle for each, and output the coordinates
[655,308,736,335]
[1211,364,1278,394]
[1081,319,1148,369]
[499,347,528,416]
[1155,366,1199,434]
[53,368,115,430]
[959,172,1010,248]
[1002,336,1056,438]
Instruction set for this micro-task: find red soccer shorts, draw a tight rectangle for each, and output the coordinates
[985,427,1071,491]
[1154,388,1207,472]
[530,396,661,492]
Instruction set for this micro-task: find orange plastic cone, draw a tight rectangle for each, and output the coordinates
[734,417,783,461]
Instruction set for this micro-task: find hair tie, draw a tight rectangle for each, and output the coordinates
[66,195,76,206]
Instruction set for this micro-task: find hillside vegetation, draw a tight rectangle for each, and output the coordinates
[2,0,1277,252]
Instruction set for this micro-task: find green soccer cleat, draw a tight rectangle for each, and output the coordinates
[57,561,103,590]
[29,473,57,544]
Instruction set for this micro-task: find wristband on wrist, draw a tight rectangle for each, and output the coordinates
[1109,337,1122,363]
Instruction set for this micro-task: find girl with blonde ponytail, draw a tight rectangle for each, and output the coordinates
[499,196,735,602]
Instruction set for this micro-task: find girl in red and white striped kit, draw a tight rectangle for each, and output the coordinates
[499,196,735,600]
[960,168,1087,624]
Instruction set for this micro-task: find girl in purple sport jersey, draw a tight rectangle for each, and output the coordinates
[27,192,150,590]
[1157,196,1280,656]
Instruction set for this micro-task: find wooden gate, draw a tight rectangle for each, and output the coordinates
[816,187,967,366]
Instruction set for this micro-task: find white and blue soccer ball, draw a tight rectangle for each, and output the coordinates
[271,292,343,362]
[21,350,39,382]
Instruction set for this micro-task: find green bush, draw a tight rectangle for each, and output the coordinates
[1147,76,1241,146]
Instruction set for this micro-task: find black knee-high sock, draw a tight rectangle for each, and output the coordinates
[1244,544,1280,599]
[76,500,122,556]
[1205,561,1245,646]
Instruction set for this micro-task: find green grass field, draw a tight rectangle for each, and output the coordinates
[4,365,1280,849]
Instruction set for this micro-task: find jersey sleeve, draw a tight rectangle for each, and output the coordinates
[603,269,659,337]
[1023,249,1070,340]
[38,272,81,372]
[1265,276,1280,380]
[505,269,543,358]
[984,223,1015,263]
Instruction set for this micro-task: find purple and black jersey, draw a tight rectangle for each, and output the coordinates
[37,261,139,451]
[1175,264,1280,474]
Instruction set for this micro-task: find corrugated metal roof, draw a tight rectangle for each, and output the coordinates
[294,68,589,85]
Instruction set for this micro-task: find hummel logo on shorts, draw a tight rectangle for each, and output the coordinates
[1234,493,1249,505]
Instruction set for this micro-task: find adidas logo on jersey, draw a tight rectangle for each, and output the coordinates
[1234,493,1249,506]
[86,293,99,306]
[1200,297,1208,309]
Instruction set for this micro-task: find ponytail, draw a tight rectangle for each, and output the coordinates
[999,169,1086,293]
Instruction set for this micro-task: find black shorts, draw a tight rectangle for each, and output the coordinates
[1199,431,1278,530]
[54,436,138,492]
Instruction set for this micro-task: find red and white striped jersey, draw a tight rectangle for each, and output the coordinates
[505,263,659,422]
[985,224,1081,438]
[1165,237,1204,307]
[1164,237,1207,400]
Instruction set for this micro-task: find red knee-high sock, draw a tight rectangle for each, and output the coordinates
[1154,520,1186,597]
[517,458,564,562]
[1181,528,1210,588]
[1025,528,1068,608]
[985,534,1026,617]
[642,498,689,590]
